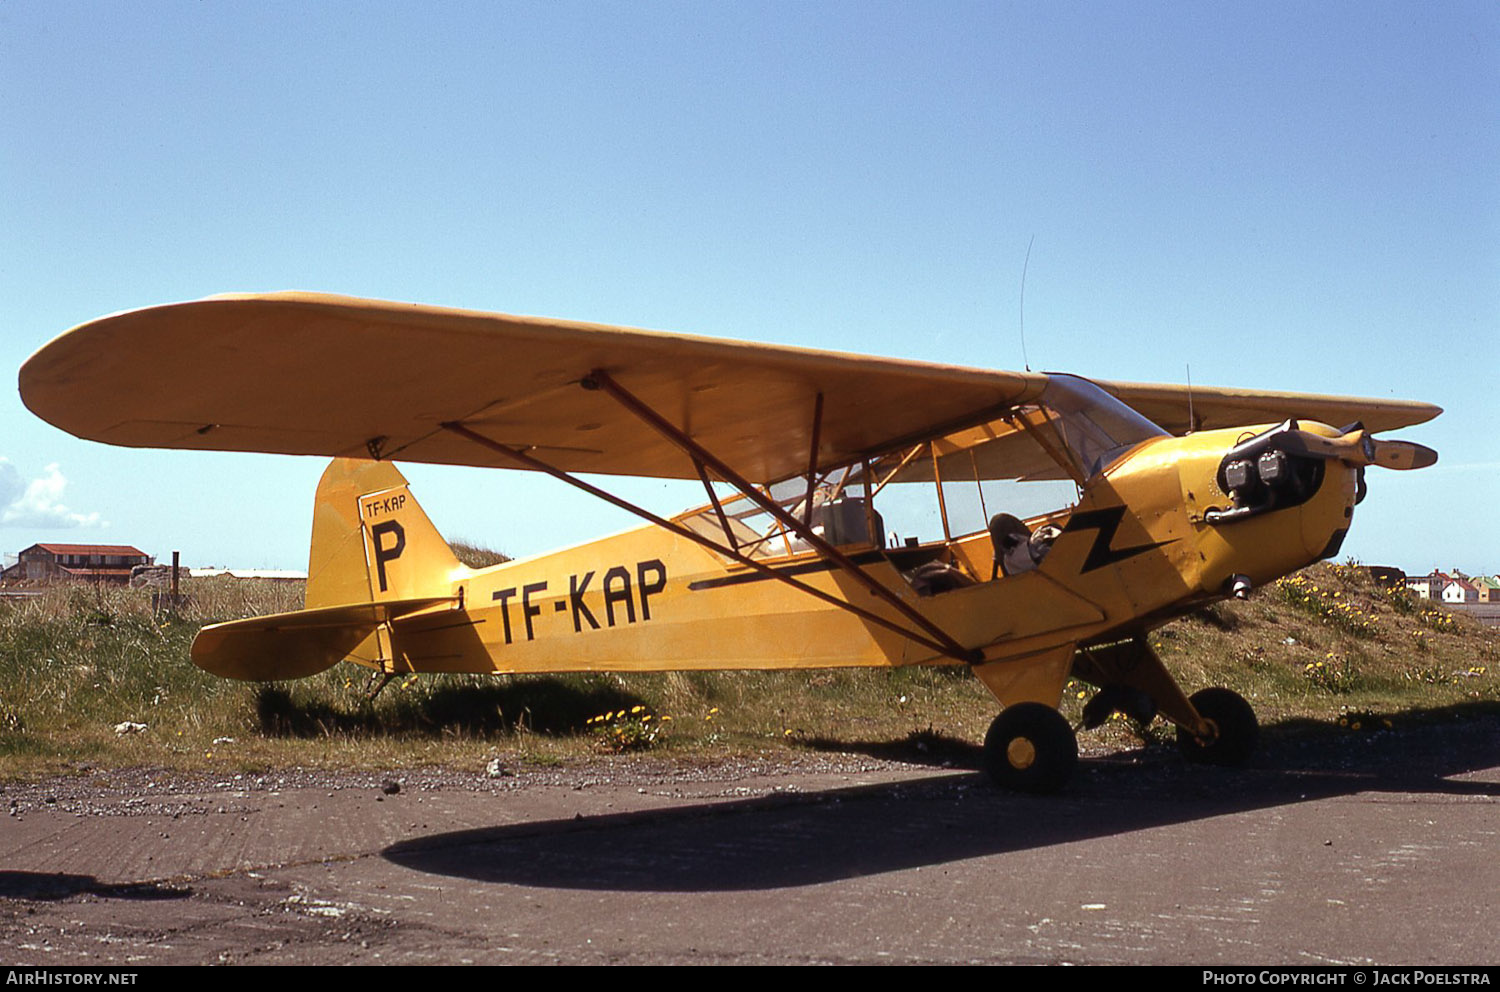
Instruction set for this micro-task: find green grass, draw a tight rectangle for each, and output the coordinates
[0,562,1496,779]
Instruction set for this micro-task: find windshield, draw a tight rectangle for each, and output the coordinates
[670,375,1170,561]
[1039,374,1169,479]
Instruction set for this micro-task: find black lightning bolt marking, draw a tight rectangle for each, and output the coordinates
[1063,506,1175,573]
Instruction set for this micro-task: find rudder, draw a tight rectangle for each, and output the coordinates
[307,458,465,609]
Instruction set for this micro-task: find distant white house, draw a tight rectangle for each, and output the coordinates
[1442,578,1478,604]
[1405,572,1449,600]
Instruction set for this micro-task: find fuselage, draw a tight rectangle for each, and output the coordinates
[381,420,1357,697]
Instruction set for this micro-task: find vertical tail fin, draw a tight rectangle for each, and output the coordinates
[306,458,465,610]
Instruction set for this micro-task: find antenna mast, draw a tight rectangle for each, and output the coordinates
[1019,234,1035,372]
[1186,363,1195,434]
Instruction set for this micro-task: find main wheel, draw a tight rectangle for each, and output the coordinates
[1177,687,1259,766]
[983,703,1078,793]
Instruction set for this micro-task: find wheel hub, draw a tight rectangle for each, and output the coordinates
[1006,737,1037,769]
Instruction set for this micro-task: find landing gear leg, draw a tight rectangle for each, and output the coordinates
[1177,687,1259,766]
[364,670,397,701]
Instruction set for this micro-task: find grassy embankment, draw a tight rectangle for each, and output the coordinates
[0,560,1495,779]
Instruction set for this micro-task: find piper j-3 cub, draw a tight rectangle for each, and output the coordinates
[19,294,1440,792]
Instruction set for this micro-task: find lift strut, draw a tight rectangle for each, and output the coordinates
[439,407,981,665]
[582,370,980,663]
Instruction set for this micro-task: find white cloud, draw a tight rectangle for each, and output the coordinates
[0,459,107,529]
[0,459,21,510]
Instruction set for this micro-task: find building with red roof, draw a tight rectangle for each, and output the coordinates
[1,543,154,585]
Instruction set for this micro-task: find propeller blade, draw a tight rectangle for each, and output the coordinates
[1369,438,1438,471]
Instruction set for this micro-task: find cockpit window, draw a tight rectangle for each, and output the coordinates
[1039,374,1170,479]
[669,374,1170,565]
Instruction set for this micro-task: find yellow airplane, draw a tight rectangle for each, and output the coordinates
[19,293,1440,791]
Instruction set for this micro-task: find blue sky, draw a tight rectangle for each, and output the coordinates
[3,1,1496,575]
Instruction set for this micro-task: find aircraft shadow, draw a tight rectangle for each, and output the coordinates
[797,727,984,770]
[255,679,650,737]
[0,871,191,902]
[383,706,1499,893]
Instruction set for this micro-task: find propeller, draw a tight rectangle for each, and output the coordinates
[1277,425,1437,471]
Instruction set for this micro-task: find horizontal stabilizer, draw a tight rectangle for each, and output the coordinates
[191,597,456,681]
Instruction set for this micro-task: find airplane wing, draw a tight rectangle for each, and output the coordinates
[20,293,1441,485]
[1093,380,1440,437]
[20,293,1048,484]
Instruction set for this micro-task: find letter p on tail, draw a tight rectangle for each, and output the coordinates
[308,458,464,609]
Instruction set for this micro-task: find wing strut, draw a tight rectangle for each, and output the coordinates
[693,460,739,553]
[802,391,824,526]
[579,369,982,664]
[438,420,979,663]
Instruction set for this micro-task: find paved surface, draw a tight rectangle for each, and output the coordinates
[2,717,1497,965]
[1451,603,1500,628]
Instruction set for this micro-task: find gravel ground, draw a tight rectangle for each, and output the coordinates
[3,717,1496,965]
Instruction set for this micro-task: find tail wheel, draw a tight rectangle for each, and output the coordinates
[983,702,1078,794]
[1177,687,1259,766]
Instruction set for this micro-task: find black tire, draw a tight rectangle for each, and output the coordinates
[983,702,1078,793]
[1177,687,1259,766]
